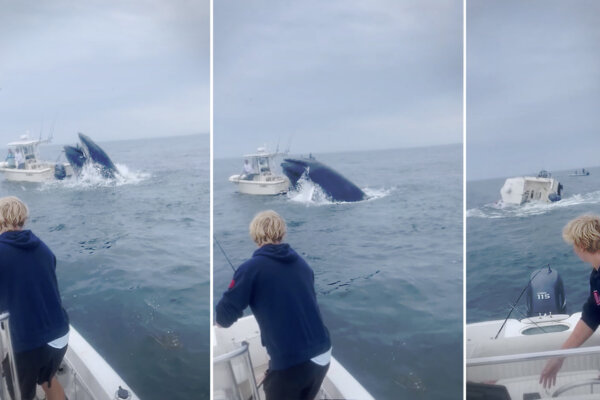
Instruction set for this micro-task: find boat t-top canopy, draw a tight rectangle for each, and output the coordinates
[242,147,282,159]
[7,134,50,147]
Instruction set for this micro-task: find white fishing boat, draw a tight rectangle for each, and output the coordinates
[1,313,138,400]
[228,148,289,195]
[500,170,563,205]
[467,268,600,399]
[213,315,374,400]
[0,135,72,183]
[569,169,590,177]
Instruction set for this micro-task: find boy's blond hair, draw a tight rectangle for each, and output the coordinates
[563,215,600,253]
[0,196,28,234]
[249,210,286,246]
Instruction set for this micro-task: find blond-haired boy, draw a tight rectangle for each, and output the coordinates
[541,214,600,388]
[0,196,69,400]
[216,210,331,400]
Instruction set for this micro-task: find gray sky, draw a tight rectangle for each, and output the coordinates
[214,0,462,159]
[0,0,209,146]
[468,0,600,181]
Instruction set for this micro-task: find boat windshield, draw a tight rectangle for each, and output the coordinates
[9,143,38,162]
[256,156,271,174]
[468,346,600,399]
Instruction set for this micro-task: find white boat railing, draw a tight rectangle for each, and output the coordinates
[0,312,22,400]
[468,345,600,367]
[468,346,600,399]
[214,341,261,400]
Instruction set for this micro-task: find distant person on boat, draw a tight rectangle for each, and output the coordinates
[0,196,69,400]
[14,150,25,169]
[216,210,332,400]
[243,159,256,177]
[5,149,16,168]
[540,215,600,388]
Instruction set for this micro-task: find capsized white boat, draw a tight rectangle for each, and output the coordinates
[500,170,563,205]
[1,313,139,400]
[228,148,289,195]
[467,267,600,399]
[0,135,72,183]
[213,315,374,400]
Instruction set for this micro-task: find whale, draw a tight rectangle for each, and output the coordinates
[63,144,87,176]
[64,133,118,179]
[281,157,366,202]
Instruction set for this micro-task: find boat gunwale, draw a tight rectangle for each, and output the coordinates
[467,344,600,367]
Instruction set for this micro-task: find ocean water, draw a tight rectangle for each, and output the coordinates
[467,167,600,323]
[213,145,463,399]
[0,134,210,400]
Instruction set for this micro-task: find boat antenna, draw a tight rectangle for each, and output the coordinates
[48,113,57,142]
[214,236,237,272]
[493,266,546,340]
[39,118,44,141]
[285,135,293,154]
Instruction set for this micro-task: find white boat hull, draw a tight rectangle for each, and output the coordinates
[500,176,561,205]
[228,175,289,195]
[213,316,373,400]
[0,163,72,183]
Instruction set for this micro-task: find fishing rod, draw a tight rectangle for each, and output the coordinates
[494,265,549,340]
[213,236,237,273]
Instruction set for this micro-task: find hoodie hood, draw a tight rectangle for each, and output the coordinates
[253,243,299,263]
[0,229,41,250]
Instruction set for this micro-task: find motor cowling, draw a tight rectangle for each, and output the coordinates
[526,268,566,317]
[548,193,561,202]
[54,164,66,180]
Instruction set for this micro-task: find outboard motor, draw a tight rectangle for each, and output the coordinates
[526,267,566,317]
[548,192,561,202]
[54,164,67,180]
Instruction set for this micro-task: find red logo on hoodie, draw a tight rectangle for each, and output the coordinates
[228,279,235,289]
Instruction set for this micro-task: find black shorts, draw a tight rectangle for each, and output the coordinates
[2,344,67,400]
[263,360,329,400]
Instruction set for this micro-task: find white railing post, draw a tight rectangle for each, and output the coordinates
[0,313,21,400]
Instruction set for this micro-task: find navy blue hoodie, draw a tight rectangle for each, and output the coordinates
[216,243,331,370]
[0,230,69,352]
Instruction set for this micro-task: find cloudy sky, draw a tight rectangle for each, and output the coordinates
[0,0,209,146]
[468,0,600,180]
[214,0,462,158]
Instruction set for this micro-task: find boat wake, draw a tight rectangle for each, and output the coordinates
[42,163,150,190]
[467,191,600,219]
[286,175,392,206]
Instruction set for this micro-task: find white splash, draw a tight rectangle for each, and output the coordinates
[287,175,333,206]
[41,163,150,190]
[363,187,393,201]
[467,191,600,219]
[286,174,393,206]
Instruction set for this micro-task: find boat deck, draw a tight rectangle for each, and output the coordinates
[213,316,373,400]
[1,320,137,400]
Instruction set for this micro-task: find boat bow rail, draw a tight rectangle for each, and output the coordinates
[0,312,22,400]
[214,341,260,400]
